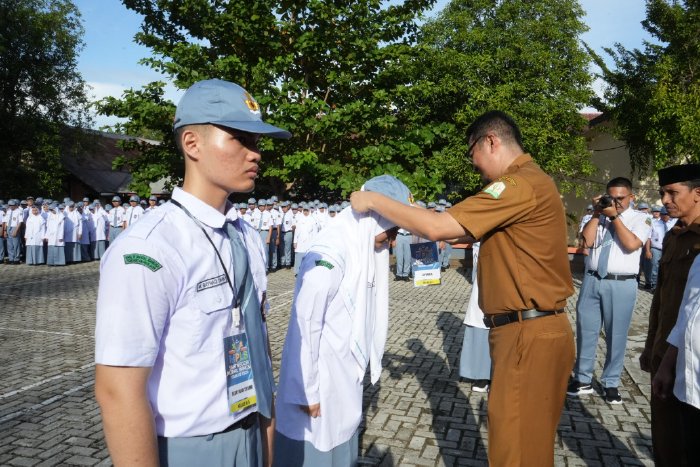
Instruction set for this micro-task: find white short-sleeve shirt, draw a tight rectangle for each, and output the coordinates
[95,187,268,437]
[667,255,700,410]
[587,207,652,274]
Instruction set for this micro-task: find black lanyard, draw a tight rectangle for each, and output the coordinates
[170,199,238,300]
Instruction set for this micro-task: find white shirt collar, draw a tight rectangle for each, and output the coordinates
[171,187,239,229]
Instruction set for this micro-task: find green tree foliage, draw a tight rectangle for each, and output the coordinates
[97,0,438,198]
[0,0,92,197]
[400,0,595,197]
[593,0,700,172]
[100,0,594,199]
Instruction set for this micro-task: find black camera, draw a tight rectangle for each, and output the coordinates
[596,194,614,210]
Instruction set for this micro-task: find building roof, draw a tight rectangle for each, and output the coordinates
[61,130,169,195]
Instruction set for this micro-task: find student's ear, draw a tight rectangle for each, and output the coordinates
[181,128,202,162]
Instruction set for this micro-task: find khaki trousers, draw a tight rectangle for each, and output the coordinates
[488,313,574,467]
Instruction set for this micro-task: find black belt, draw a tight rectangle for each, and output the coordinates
[219,412,257,434]
[484,308,565,328]
[651,246,662,250]
[110,225,121,228]
[158,412,257,443]
[587,270,637,281]
[259,229,269,232]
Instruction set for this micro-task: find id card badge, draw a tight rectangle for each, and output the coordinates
[224,331,258,416]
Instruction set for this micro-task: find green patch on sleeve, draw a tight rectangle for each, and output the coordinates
[315,259,334,270]
[483,181,507,199]
[123,253,162,272]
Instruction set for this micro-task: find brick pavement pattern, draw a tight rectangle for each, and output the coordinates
[0,261,654,466]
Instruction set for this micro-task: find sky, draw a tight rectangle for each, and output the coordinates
[74,0,656,128]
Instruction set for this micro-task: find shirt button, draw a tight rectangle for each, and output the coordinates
[216,297,222,303]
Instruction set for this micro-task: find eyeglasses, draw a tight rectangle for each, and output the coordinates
[467,135,485,158]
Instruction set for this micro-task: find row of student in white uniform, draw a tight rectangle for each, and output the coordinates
[234,197,348,272]
[0,194,163,265]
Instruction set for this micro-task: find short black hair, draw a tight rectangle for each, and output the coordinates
[606,177,633,191]
[466,110,524,150]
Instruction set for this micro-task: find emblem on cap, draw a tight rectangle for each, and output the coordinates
[244,92,260,114]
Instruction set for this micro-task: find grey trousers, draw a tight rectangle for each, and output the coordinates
[157,418,260,467]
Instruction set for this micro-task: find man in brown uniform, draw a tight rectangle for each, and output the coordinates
[640,163,700,467]
[350,110,574,466]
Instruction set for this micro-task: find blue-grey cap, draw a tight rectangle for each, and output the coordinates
[362,175,413,206]
[8,199,18,206]
[271,195,278,202]
[660,206,668,215]
[58,203,65,209]
[83,197,90,202]
[149,195,157,201]
[638,202,650,209]
[291,203,299,209]
[435,205,445,212]
[341,201,350,209]
[651,205,662,212]
[280,201,290,207]
[63,197,71,203]
[158,200,166,205]
[94,199,101,205]
[320,203,327,209]
[248,198,256,204]
[173,79,291,138]
[438,199,447,205]
[258,199,267,206]
[586,204,593,210]
[427,201,436,208]
[112,195,121,202]
[67,201,75,207]
[129,195,140,202]
[105,204,112,212]
[446,202,452,208]
[417,200,426,208]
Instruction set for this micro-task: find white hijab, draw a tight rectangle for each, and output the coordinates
[306,206,395,384]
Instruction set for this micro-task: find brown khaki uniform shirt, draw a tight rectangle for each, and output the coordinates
[447,154,573,315]
[644,217,700,373]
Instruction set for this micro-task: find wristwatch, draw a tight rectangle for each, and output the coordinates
[608,215,618,221]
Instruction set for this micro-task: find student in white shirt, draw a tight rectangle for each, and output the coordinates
[568,177,652,404]
[45,204,66,266]
[653,254,700,465]
[24,206,46,265]
[124,195,145,228]
[275,175,411,467]
[93,201,109,259]
[95,79,290,467]
[63,201,82,263]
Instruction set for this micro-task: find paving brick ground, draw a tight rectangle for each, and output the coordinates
[0,260,655,466]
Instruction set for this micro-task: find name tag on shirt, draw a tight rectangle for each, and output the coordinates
[224,332,257,416]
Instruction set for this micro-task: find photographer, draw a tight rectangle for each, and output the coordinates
[568,177,651,404]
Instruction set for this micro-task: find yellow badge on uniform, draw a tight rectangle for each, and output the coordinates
[483,181,506,199]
